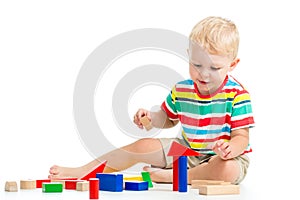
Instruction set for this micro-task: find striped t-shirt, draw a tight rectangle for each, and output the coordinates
[161,75,255,155]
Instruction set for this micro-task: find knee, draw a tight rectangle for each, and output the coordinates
[129,138,160,154]
[208,156,240,182]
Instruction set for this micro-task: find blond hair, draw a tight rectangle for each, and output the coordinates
[189,16,239,60]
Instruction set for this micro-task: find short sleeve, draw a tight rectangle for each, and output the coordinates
[231,90,255,130]
[161,86,179,120]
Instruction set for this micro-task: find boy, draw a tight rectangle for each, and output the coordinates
[49,16,254,185]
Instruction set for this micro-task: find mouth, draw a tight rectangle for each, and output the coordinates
[198,80,209,85]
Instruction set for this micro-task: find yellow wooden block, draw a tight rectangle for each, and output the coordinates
[124,176,143,181]
[198,184,240,195]
[5,181,18,192]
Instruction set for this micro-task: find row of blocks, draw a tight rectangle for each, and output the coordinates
[5,179,90,192]
[5,172,153,193]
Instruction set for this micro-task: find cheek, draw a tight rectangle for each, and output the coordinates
[189,66,197,79]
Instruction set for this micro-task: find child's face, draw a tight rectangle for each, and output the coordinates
[188,42,238,96]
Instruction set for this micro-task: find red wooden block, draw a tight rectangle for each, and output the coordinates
[36,179,51,188]
[89,178,99,199]
[173,156,179,191]
[65,180,84,190]
[79,160,107,180]
[167,141,201,156]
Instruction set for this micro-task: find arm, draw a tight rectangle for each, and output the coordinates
[212,128,249,160]
[134,108,179,129]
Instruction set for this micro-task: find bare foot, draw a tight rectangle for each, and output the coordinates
[48,165,87,179]
[143,166,173,183]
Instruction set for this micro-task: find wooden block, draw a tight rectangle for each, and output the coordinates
[76,181,89,191]
[89,178,99,199]
[36,179,51,188]
[65,180,84,190]
[141,171,153,188]
[124,176,143,181]
[79,160,107,180]
[96,173,123,192]
[198,184,240,195]
[125,181,148,191]
[20,180,36,189]
[51,180,66,188]
[191,180,231,189]
[5,181,18,192]
[42,182,63,193]
[140,116,152,131]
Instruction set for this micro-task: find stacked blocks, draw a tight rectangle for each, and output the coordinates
[167,141,201,192]
[96,173,123,192]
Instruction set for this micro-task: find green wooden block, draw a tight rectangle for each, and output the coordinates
[141,171,153,188]
[42,182,63,193]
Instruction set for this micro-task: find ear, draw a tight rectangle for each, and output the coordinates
[229,58,240,71]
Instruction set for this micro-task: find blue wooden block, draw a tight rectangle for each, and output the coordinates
[125,181,148,191]
[178,156,187,192]
[96,173,123,192]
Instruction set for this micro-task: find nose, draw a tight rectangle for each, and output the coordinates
[197,68,210,79]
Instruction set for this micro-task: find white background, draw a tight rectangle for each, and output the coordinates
[1,0,300,199]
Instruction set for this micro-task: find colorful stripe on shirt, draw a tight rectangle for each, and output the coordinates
[161,76,255,154]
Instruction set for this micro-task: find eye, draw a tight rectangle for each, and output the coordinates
[191,63,202,68]
[210,66,221,70]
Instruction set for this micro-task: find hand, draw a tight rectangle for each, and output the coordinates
[133,108,151,129]
[212,140,232,160]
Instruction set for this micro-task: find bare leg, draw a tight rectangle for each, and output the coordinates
[144,156,240,184]
[49,138,166,179]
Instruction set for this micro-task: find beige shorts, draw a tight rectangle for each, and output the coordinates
[158,138,250,184]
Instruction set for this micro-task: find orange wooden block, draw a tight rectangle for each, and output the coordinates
[5,181,18,192]
[140,116,152,131]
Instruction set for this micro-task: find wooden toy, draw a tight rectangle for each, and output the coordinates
[191,180,231,189]
[5,181,18,192]
[79,160,107,180]
[141,171,153,188]
[125,181,148,191]
[89,178,99,199]
[198,184,240,195]
[140,116,152,131]
[36,179,51,188]
[50,180,66,188]
[20,180,36,189]
[65,180,84,190]
[124,176,143,181]
[76,181,89,191]
[42,182,63,193]
[96,173,123,192]
[167,141,201,192]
